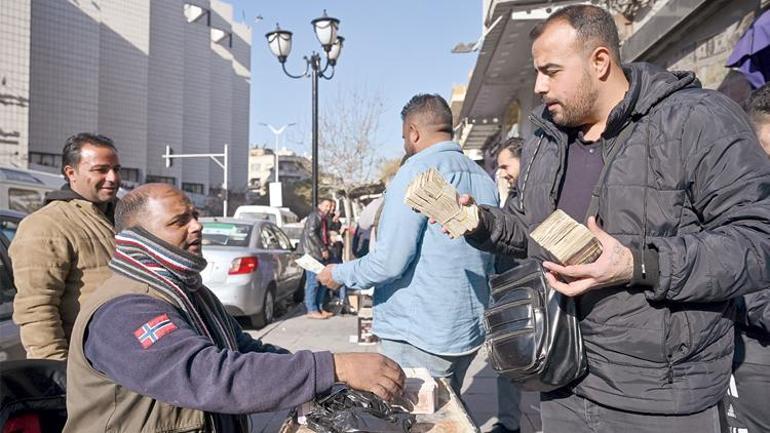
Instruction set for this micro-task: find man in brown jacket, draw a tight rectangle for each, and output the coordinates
[10,133,121,359]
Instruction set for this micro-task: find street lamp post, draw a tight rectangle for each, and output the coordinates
[258,122,296,183]
[265,10,344,208]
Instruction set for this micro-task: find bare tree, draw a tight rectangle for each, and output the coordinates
[318,86,385,192]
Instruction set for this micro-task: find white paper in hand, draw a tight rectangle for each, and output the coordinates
[295,254,325,274]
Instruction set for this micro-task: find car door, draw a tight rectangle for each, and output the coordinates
[263,224,294,298]
[271,226,303,290]
[257,224,283,293]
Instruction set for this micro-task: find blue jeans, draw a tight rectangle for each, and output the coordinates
[379,338,476,396]
[304,271,327,313]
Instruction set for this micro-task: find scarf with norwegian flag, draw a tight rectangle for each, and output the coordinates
[109,226,238,351]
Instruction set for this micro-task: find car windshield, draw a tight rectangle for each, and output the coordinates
[201,222,252,247]
[238,212,277,224]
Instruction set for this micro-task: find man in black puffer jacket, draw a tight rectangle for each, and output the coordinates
[456,5,770,433]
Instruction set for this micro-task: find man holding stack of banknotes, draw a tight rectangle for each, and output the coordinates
[424,5,770,433]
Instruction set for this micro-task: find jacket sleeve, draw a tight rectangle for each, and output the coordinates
[302,213,327,260]
[332,168,426,289]
[648,94,770,303]
[735,290,770,335]
[9,214,72,360]
[228,314,290,354]
[85,295,334,414]
[466,202,529,258]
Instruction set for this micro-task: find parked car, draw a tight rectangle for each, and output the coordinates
[0,229,24,362]
[200,218,304,328]
[0,209,26,241]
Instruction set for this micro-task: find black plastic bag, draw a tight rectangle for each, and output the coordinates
[306,387,415,433]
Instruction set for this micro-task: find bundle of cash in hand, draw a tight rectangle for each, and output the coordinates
[404,168,479,238]
[529,209,603,266]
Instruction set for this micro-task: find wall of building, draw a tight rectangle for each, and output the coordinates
[28,0,100,170]
[0,0,31,168]
[3,0,251,200]
[231,20,251,193]
[181,0,212,190]
[98,0,150,176]
[638,0,759,91]
[147,0,185,186]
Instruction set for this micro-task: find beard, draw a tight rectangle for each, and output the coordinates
[545,70,598,128]
[404,141,417,156]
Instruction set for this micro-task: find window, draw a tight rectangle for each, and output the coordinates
[120,167,141,183]
[0,218,20,241]
[259,226,281,250]
[182,183,205,195]
[201,222,252,247]
[8,188,43,213]
[270,226,293,250]
[145,175,176,186]
[0,168,43,184]
[28,152,60,168]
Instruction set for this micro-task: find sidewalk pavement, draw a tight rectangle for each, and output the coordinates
[246,306,543,433]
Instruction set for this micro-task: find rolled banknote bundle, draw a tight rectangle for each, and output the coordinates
[404,168,479,238]
[529,209,603,266]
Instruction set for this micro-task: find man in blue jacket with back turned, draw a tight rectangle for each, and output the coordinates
[318,94,498,394]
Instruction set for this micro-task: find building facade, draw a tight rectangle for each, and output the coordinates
[248,147,311,195]
[0,0,250,205]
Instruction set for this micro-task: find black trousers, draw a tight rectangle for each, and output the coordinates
[724,361,770,433]
[540,389,721,433]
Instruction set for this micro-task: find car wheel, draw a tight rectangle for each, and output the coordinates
[250,286,275,329]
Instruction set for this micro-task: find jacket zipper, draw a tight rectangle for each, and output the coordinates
[528,114,568,212]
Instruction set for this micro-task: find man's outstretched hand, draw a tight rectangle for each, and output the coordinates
[542,217,633,297]
[333,353,406,401]
[318,264,341,289]
[427,194,480,238]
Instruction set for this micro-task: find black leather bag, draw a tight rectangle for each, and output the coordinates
[483,258,587,391]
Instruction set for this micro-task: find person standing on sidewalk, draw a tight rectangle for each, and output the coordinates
[317,94,498,394]
[488,136,524,433]
[63,183,405,433]
[722,83,770,433]
[299,197,334,319]
[10,133,121,359]
[443,4,770,432]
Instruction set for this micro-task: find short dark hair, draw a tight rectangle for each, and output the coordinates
[530,4,621,64]
[748,83,770,123]
[319,197,334,205]
[62,133,118,177]
[114,188,150,232]
[400,94,453,135]
[500,136,524,158]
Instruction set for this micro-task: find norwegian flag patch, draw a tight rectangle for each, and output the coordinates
[134,314,178,349]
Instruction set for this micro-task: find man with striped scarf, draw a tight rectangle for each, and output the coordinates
[63,183,405,433]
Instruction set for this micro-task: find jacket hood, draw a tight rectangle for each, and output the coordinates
[45,184,117,224]
[44,184,84,203]
[531,62,700,138]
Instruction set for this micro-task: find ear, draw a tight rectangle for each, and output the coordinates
[591,46,613,80]
[409,122,421,145]
[63,164,77,183]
